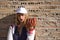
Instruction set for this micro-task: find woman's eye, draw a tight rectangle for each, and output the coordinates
[21,14,24,16]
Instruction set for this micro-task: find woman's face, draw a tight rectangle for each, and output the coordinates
[17,13,26,23]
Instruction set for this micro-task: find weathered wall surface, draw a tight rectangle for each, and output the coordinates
[0,0,60,40]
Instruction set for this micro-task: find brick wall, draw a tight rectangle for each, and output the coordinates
[0,0,60,40]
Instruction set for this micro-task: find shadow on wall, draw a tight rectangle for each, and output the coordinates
[0,14,17,40]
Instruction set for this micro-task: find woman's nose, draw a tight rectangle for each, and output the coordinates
[20,16,22,18]
[20,16,24,19]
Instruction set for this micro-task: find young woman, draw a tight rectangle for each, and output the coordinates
[7,7,36,40]
[26,18,36,40]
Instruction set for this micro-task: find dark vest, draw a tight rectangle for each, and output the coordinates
[13,26,27,40]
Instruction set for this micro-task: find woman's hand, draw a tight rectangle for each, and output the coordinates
[26,18,36,27]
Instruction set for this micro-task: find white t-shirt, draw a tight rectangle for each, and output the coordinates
[27,29,35,40]
[7,25,15,40]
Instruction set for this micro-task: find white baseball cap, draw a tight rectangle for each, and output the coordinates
[16,7,28,14]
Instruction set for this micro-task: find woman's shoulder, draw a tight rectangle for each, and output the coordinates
[9,24,16,30]
[10,24,16,28]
